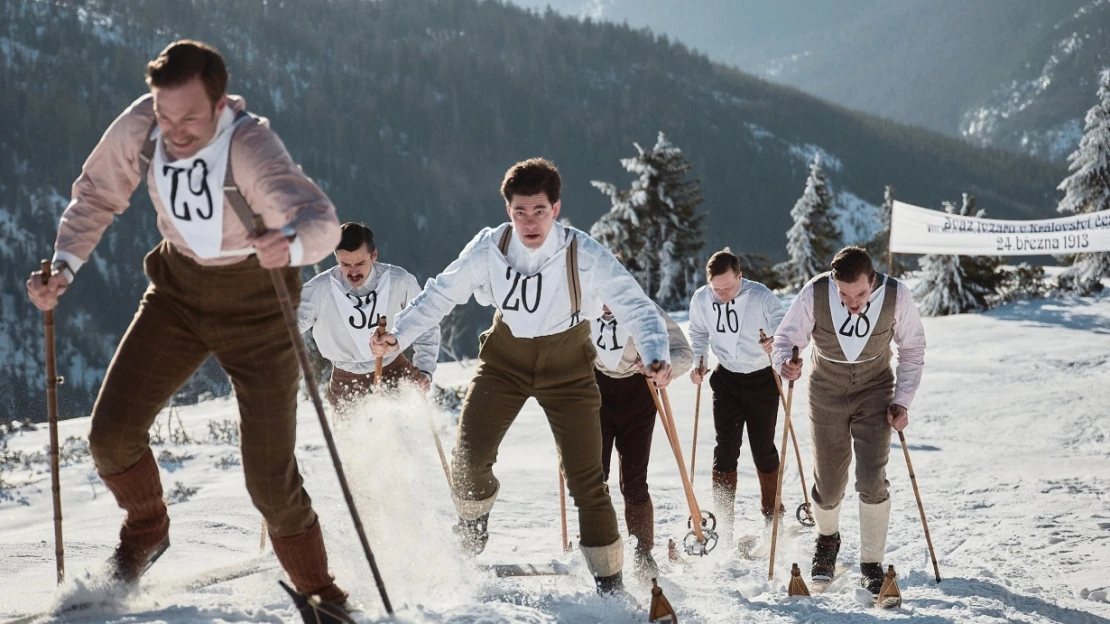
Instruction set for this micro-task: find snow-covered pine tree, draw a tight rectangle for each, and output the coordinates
[913,195,1004,316]
[590,132,705,308]
[1056,69,1110,295]
[865,185,908,276]
[780,153,841,288]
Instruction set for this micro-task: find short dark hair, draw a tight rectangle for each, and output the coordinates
[706,247,741,281]
[145,40,228,106]
[501,158,561,204]
[337,222,376,253]
[830,246,875,283]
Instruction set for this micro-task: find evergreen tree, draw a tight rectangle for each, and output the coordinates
[779,154,840,288]
[1056,69,1110,295]
[590,132,706,308]
[865,185,909,276]
[914,195,1004,316]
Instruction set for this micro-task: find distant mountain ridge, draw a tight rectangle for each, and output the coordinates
[510,0,1110,160]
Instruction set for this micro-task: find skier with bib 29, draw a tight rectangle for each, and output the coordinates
[26,40,351,617]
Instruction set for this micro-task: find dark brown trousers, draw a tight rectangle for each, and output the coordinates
[452,315,620,548]
[87,241,318,537]
[325,354,422,412]
[596,370,657,505]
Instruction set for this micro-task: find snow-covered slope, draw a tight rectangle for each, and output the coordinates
[1,293,1109,622]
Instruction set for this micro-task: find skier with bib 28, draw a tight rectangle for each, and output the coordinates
[773,246,926,594]
[370,158,673,594]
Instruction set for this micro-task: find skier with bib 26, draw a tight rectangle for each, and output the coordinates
[687,248,786,547]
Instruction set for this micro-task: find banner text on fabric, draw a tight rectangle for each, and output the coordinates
[888,201,1110,255]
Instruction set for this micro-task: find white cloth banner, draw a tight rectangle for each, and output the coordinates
[889,200,1110,255]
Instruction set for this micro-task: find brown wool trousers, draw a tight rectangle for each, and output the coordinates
[326,354,422,411]
[452,315,621,548]
[808,370,895,509]
[87,241,319,539]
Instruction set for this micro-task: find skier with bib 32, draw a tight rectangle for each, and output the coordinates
[297,222,439,413]
[370,158,673,594]
[773,246,926,594]
[26,40,351,616]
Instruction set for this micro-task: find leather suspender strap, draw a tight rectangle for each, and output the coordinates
[138,120,158,182]
[497,226,513,255]
[565,234,581,324]
[222,111,265,235]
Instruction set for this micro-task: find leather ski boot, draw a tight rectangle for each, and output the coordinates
[624,499,658,583]
[712,471,737,546]
[453,513,490,555]
[811,531,841,583]
[98,449,171,583]
[757,469,785,522]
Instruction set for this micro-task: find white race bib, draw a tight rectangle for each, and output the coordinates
[152,112,238,259]
[592,313,630,370]
[704,289,750,362]
[828,276,888,362]
[328,270,392,361]
[488,244,567,338]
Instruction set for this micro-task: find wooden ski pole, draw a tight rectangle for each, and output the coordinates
[769,346,800,580]
[40,260,65,584]
[261,227,392,614]
[558,470,571,552]
[689,355,706,484]
[760,330,814,526]
[374,316,386,390]
[421,393,453,490]
[899,430,942,583]
[645,365,707,547]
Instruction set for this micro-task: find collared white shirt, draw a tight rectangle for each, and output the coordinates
[392,222,669,364]
[771,276,926,408]
[298,262,440,375]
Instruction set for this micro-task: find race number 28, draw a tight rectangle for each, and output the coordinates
[838,301,871,338]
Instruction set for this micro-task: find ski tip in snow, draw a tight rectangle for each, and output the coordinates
[483,562,571,578]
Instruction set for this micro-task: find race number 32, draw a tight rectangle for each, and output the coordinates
[346,291,379,329]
